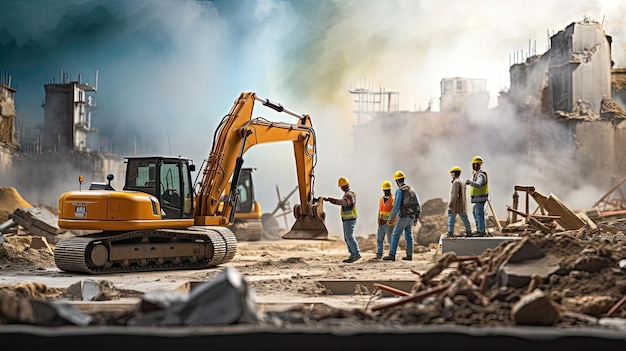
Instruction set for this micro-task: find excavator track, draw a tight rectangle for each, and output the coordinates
[54,226,237,274]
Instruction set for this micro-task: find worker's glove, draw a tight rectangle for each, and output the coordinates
[386,220,393,226]
[465,179,470,185]
[378,219,386,225]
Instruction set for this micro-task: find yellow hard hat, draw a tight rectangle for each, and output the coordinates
[449,166,462,173]
[338,177,350,187]
[393,170,406,181]
[381,180,392,190]
[471,155,483,164]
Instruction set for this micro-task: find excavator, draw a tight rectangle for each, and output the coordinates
[54,92,329,274]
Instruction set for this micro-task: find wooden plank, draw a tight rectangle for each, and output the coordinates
[316,280,416,295]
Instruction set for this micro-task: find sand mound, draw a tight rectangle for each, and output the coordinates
[0,187,33,222]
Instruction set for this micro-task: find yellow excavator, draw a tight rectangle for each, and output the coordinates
[54,92,329,274]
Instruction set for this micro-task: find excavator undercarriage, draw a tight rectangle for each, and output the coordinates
[54,226,236,274]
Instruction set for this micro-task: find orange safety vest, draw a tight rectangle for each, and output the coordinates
[378,195,396,225]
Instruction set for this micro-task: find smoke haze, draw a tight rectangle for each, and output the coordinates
[1,0,625,236]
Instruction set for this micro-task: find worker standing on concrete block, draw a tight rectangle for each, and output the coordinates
[447,166,473,237]
[325,177,361,263]
[383,170,421,261]
[375,180,396,260]
[466,156,489,237]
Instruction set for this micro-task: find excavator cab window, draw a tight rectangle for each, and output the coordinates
[123,156,194,220]
[125,159,157,191]
[237,168,254,213]
[160,161,183,219]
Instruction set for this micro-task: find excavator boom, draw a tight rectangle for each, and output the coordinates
[194,92,328,240]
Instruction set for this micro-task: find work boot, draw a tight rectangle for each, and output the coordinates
[348,254,361,263]
[375,254,383,260]
[474,231,486,237]
[382,255,395,261]
[342,255,353,263]
[402,255,412,261]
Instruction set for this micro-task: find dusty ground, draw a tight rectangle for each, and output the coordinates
[1,227,625,329]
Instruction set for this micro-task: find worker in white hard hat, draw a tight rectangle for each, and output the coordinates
[375,180,395,259]
[447,166,473,237]
[325,177,361,263]
[466,156,489,237]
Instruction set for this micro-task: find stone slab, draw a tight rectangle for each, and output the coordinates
[441,236,522,256]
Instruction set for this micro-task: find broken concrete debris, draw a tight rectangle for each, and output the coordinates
[132,267,267,326]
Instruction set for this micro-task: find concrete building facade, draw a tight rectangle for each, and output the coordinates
[42,77,97,152]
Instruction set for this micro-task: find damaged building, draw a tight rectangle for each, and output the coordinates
[0,72,18,170]
[0,71,125,206]
[351,18,626,222]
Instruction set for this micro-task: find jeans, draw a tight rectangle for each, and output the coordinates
[388,216,414,256]
[342,219,360,256]
[472,201,486,232]
[376,223,392,256]
[447,212,472,234]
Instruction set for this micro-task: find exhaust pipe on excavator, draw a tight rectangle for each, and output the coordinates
[282,197,329,240]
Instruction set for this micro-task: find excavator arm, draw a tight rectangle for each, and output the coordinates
[194,92,328,240]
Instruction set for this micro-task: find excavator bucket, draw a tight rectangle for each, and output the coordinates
[282,201,329,240]
[282,214,329,240]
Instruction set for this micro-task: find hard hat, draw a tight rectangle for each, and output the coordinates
[449,166,462,173]
[471,155,483,164]
[338,177,350,187]
[393,170,406,181]
[381,180,392,190]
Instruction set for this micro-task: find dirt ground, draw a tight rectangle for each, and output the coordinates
[1,226,625,329]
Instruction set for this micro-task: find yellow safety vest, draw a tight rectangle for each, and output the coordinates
[340,190,357,220]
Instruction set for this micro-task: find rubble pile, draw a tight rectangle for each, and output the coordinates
[300,230,626,329]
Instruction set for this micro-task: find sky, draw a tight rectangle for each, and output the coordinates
[1,0,626,236]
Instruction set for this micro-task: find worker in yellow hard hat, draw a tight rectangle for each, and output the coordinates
[447,166,473,237]
[383,170,421,261]
[325,176,361,263]
[466,155,489,236]
[375,180,395,259]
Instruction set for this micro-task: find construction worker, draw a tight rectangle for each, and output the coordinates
[466,156,489,236]
[375,180,396,259]
[447,166,472,237]
[325,177,361,263]
[383,170,421,261]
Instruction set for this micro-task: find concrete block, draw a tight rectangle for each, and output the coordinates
[441,236,522,256]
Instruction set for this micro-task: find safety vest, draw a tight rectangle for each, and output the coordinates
[399,184,420,217]
[340,190,357,220]
[379,195,394,219]
[469,170,489,201]
[379,195,396,225]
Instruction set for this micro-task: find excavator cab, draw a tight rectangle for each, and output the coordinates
[123,156,196,220]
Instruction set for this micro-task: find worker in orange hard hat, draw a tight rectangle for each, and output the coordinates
[466,155,489,237]
[374,180,395,259]
[447,166,472,237]
[325,177,361,263]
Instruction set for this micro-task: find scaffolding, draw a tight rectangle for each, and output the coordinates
[349,83,399,125]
